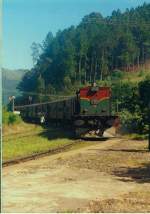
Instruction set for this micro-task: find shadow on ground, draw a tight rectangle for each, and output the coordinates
[38,125,112,141]
[87,147,150,183]
[113,162,150,183]
[38,127,75,140]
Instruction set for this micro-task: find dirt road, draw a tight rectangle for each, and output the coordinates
[2,138,150,213]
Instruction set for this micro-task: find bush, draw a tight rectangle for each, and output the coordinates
[138,75,150,107]
[2,108,22,125]
[111,70,124,80]
[138,70,145,77]
[119,110,145,134]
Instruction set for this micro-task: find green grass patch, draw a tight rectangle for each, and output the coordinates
[3,123,44,138]
[3,123,98,162]
[3,130,74,162]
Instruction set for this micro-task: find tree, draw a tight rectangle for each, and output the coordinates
[139,75,150,107]
[31,42,42,65]
[35,75,45,102]
[19,3,150,94]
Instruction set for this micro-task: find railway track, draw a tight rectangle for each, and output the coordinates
[2,136,117,167]
[3,128,118,167]
[2,139,82,167]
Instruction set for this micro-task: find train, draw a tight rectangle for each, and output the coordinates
[14,83,118,137]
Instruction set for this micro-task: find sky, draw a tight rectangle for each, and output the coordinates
[3,0,150,70]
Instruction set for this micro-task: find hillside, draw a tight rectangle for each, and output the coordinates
[109,61,150,84]
[18,3,150,97]
[2,68,28,105]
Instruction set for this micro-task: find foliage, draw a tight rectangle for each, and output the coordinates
[111,70,124,80]
[2,108,22,125]
[138,75,150,107]
[18,3,150,97]
[119,110,144,134]
[116,76,150,135]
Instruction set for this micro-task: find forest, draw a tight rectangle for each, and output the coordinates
[18,3,150,96]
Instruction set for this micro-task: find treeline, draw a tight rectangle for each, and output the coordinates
[19,3,150,96]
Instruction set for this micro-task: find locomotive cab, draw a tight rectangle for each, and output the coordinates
[78,83,111,117]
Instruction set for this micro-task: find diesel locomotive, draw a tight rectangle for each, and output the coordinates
[14,83,118,137]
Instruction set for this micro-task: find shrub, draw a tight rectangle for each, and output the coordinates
[138,75,150,107]
[138,70,144,77]
[119,110,144,134]
[111,70,124,80]
[2,108,22,125]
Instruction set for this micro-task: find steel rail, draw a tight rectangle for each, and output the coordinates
[2,140,82,167]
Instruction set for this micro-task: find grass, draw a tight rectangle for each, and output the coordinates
[122,68,150,83]
[2,124,76,162]
[2,122,44,136]
[3,123,67,161]
[2,123,96,162]
[3,134,74,162]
